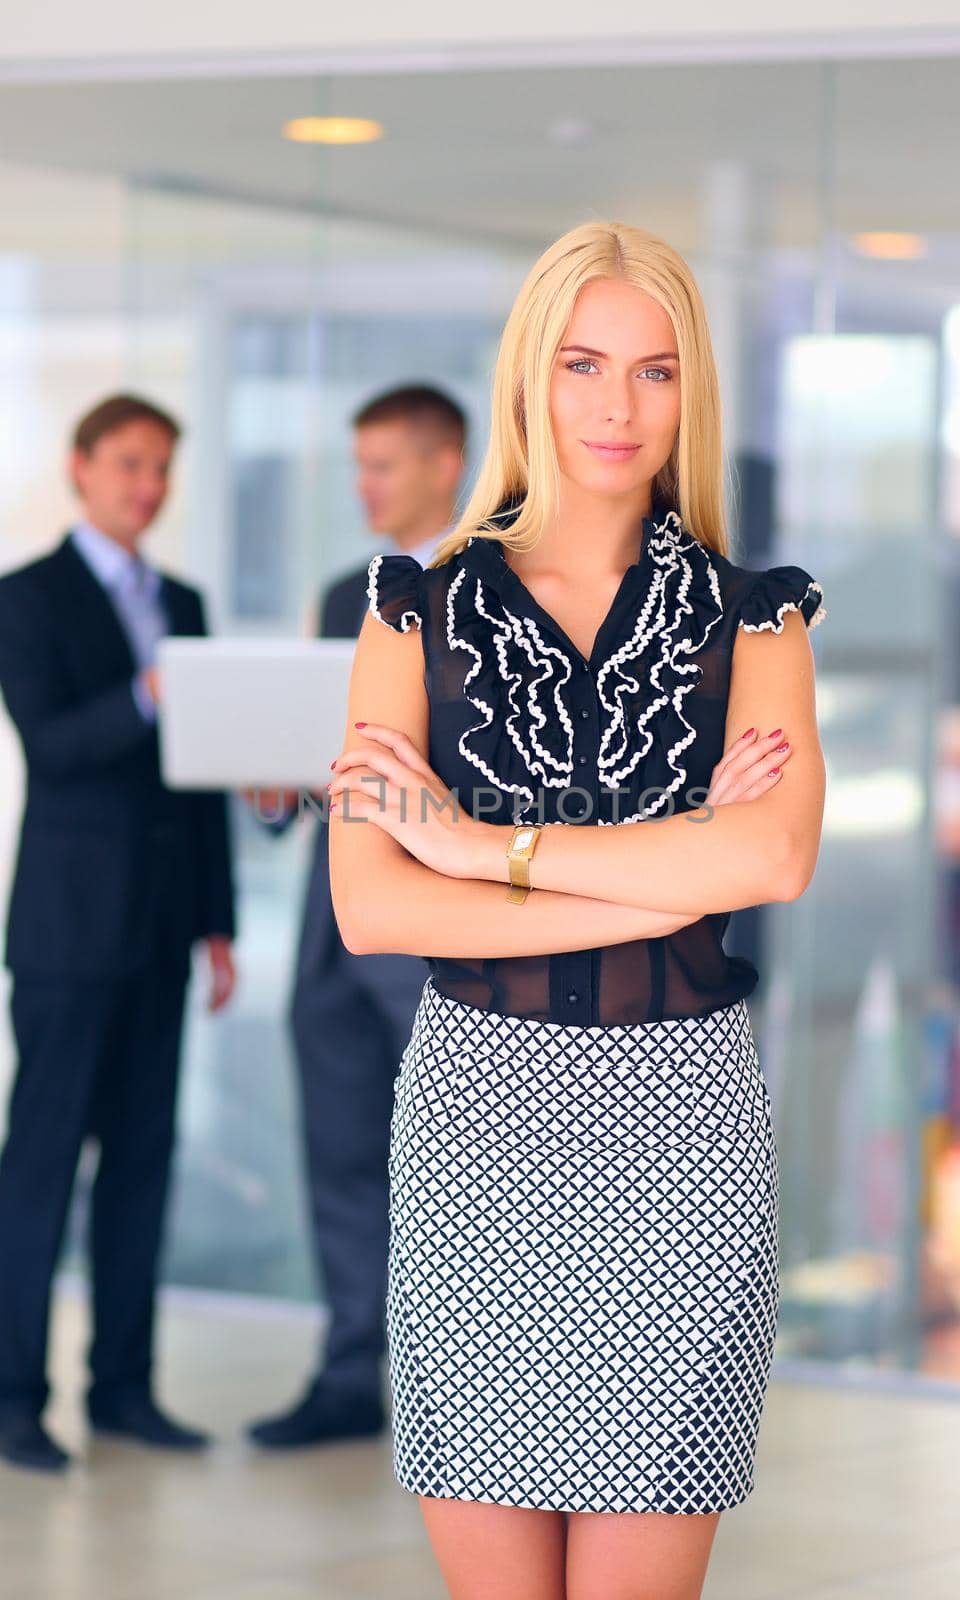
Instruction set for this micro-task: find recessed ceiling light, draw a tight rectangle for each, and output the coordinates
[853,232,926,260]
[547,116,595,147]
[283,116,383,145]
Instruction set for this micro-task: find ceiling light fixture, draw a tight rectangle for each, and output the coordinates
[546,116,595,148]
[283,116,383,145]
[853,232,926,260]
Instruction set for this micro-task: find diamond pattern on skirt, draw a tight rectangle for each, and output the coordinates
[386,979,780,1515]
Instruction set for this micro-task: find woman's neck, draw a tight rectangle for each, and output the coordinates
[510,482,654,582]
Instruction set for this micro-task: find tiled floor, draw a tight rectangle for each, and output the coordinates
[2,1284,960,1600]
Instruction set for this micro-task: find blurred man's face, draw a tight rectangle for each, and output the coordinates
[70,419,176,549]
[353,419,461,538]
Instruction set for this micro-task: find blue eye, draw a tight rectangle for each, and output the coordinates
[564,360,673,382]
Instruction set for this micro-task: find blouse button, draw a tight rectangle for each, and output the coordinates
[579,708,590,721]
[576,754,588,766]
[566,990,579,1004]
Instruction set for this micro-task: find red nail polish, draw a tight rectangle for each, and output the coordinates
[354,721,366,729]
[767,727,782,739]
[775,742,789,753]
[743,727,756,739]
[770,767,780,776]
[330,759,337,768]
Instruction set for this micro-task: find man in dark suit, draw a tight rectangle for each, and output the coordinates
[0,393,236,1473]
[245,385,466,1448]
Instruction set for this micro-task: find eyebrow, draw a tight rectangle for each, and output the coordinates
[559,345,679,361]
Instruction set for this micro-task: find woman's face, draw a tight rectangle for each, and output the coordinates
[548,277,681,502]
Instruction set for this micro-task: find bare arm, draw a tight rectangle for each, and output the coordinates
[328,612,698,958]
[341,858,700,959]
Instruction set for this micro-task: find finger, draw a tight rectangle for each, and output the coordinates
[328,772,399,816]
[329,787,401,833]
[348,723,437,782]
[710,726,761,783]
[736,768,785,802]
[329,753,407,800]
[737,742,792,788]
[331,769,431,824]
[331,751,440,810]
[714,727,789,783]
[706,758,749,804]
[712,734,791,798]
[730,764,787,804]
[708,741,791,806]
[328,777,396,815]
[331,747,411,785]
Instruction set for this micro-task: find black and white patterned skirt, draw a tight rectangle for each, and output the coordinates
[386,977,779,1516]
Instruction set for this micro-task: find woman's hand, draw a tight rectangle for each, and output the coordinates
[327,723,491,879]
[204,935,236,1012]
[706,726,791,807]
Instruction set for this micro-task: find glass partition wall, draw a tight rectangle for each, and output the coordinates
[1,54,959,1382]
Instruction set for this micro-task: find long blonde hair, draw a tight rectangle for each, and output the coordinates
[429,220,730,569]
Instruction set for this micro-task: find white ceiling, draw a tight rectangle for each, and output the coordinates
[0,56,957,253]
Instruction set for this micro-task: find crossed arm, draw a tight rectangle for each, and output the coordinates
[328,608,825,958]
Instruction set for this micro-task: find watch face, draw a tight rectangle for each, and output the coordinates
[514,829,534,850]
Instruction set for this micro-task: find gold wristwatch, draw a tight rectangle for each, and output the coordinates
[505,823,542,905]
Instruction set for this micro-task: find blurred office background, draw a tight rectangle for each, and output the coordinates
[2,37,960,1391]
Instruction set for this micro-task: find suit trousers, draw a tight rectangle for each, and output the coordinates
[289,916,427,1397]
[0,961,188,1419]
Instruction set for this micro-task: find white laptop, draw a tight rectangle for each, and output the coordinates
[156,636,356,789]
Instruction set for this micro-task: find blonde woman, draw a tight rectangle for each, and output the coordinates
[328,221,826,1600]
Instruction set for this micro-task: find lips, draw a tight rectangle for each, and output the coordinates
[583,441,640,459]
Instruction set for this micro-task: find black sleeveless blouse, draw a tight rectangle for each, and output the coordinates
[365,498,826,1027]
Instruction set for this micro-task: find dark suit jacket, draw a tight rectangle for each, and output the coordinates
[0,533,236,980]
[281,553,435,998]
[320,565,370,640]
[282,565,370,987]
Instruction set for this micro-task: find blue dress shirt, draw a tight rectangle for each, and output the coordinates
[70,521,167,722]
[400,526,452,569]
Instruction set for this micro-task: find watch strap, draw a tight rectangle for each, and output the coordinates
[506,823,541,903]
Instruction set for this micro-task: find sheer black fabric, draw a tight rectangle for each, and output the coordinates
[366,498,826,1026]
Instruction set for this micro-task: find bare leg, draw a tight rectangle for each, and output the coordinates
[566,1509,721,1600]
[418,1494,568,1600]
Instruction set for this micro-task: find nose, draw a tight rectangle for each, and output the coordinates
[601,372,635,424]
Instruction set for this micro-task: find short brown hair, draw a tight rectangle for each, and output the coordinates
[72,393,182,455]
[350,384,466,453]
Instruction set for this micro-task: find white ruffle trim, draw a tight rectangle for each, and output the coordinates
[738,580,827,634]
[366,552,423,632]
[446,566,574,818]
[446,509,727,826]
[595,513,725,820]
